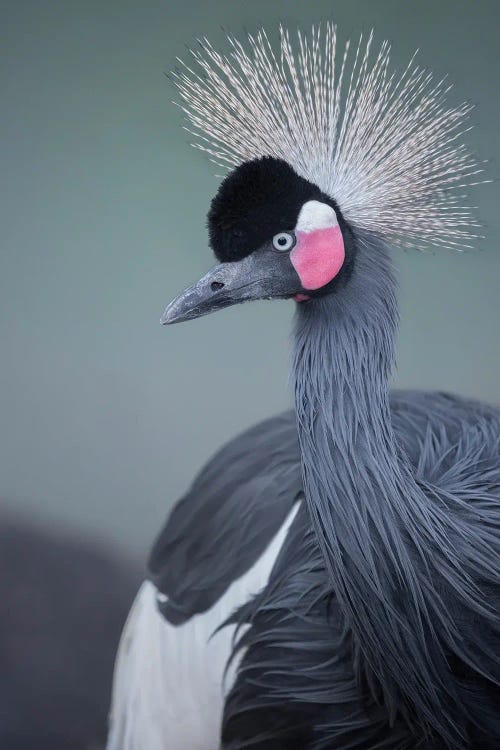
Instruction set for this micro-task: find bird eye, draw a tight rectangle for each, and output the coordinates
[272,232,295,252]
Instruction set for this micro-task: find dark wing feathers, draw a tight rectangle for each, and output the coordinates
[148,412,302,623]
[220,392,500,749]
[148,389,499,747]
[149,391,500,626]
[222,503,420,750]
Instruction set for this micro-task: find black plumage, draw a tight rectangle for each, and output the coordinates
[208,157,320,262]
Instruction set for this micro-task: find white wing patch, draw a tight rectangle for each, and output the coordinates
[107,504,299,750]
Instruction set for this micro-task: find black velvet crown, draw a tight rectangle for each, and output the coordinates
[207,157,322,262]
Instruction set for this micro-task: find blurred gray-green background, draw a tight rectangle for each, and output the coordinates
[1,0,499,562]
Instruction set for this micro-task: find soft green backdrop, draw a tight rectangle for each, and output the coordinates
[1,0,499,560]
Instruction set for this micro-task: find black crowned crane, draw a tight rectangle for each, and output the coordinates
[107,25,500,750]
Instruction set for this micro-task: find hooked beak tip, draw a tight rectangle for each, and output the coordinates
[160,291,207,326]
[160,304,179,325]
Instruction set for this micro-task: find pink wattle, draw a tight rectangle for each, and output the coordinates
[290,225,345,290]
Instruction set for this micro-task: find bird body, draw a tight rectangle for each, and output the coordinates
[107,25,499,749]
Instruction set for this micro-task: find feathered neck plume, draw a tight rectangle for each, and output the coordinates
[172,24,483,251]
[292,239,499,747]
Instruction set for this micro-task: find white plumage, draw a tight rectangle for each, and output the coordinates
[107,506,299,749]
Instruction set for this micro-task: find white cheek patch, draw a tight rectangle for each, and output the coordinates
[291,199,345,291]
[295,200,339,233]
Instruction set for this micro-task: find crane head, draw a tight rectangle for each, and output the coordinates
[161,156,356,324]
[161,25,485,324]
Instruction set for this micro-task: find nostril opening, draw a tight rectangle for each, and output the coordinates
[211,281,224,292]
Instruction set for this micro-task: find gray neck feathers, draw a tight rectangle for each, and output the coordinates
[292,235,496,746]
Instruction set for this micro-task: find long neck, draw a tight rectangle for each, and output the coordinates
[292,238,472,745]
